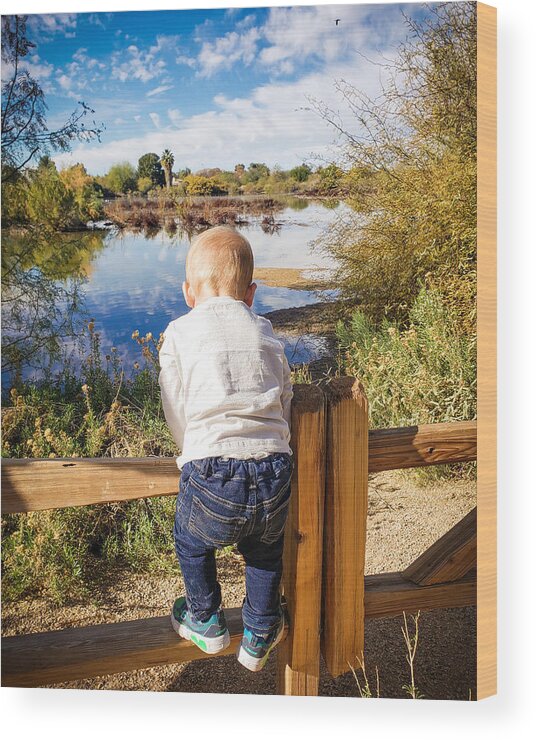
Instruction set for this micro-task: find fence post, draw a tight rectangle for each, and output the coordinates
[322,377,368,677]
[276,384,326,696]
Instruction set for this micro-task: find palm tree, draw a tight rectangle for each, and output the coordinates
[160,149,175,189]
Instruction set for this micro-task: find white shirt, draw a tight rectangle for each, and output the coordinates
[158,295,293,469]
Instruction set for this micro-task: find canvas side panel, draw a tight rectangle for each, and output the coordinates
[477,0,497,701]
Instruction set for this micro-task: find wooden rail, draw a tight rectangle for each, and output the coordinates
[403,508,477,586]
[2,607,252,688]
[1,421,477,514]
[369,421,476,473]
[1,570,476,688]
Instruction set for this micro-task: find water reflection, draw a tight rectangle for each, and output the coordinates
[3,199,345,384]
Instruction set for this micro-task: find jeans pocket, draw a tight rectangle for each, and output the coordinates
[273,453,294,479]
[188,494,248,548]
[176,464,193,515]
[260,484,291,544]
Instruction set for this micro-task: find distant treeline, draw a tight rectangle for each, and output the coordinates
[2,154,365,232]
[90,158,358,198]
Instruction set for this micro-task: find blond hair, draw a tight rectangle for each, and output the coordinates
[186,226,254,298]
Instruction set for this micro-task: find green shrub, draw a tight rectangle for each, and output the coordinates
[337,287,476,430]
[1,324,180,602]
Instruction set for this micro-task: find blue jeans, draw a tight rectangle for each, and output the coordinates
[173,453,294,637]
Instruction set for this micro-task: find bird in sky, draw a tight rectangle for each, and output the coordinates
[335,19,341,25]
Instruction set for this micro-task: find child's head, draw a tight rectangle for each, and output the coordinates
[183,226,256,307]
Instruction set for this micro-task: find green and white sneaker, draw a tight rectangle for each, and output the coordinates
[237,611,286,672]
[171,596,231,654]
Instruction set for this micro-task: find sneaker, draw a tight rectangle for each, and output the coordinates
[171,596,231,654]
[237,612,286,672]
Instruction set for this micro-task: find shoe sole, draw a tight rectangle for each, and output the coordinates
[170,612,231,654]
[236,619,286,672]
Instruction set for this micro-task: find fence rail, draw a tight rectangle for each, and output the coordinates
[2,571,476,688]
[1,381,477,694]
[1,421,476,515]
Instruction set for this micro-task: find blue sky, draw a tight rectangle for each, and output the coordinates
[7,3,433,174]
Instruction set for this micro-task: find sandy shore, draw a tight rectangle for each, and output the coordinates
[2,469,476,700]
[253,266,332,292]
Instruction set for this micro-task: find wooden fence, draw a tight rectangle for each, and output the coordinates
[1,378,477,693]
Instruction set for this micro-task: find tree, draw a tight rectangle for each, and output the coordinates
[160,149,175,189]
[137,176,153,194]
[1,16,104,376]
[195,167,222,178]
[26,163,76,229]
[289,163,312,182]
[312,2,477,329]
[59,163,103,221]
[137,152,165,187]
[317,163,343,193]
[183,174,223,196]
[245,162,270,183]
[1,15,103,181]
[104,162,137,194]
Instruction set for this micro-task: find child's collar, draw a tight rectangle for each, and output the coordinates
[193,295,245,308]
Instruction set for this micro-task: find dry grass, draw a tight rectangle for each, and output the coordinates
[103,195,286,234]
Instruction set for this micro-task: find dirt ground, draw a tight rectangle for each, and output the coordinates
[2,469,476,700]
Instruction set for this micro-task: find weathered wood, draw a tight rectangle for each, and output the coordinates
[276,385,325,697]
[369,421,476,473]
[1,457,180,514]
[403,509,476,586]
[1,606,287,689]
[477,1,497,701]
[321,377,368,678]
[365,568,476,619]
[2,569,476,688]
[1,421,477,514]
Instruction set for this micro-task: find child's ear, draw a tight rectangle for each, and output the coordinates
[244,282,257,307]
[182,281,195,308]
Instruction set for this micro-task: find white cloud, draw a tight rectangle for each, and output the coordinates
[27,14,77,40]
[192,3,410,78]
[111,45,166,84]
[57,73,72,90]
[149,35,181,55]
[176,54,196,68]
[147,85,174,97]
[87,13,112,30]
[21,55,55,80]
[53,55,386,175]
[197,26,261,78]
[149,112,162,129]
[72,48,102,71]
[168,109,182,127]
[258,4,392,74]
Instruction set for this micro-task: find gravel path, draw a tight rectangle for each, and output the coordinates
[2,470,476,700]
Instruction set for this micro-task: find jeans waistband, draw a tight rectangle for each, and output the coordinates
[190,452,293,482]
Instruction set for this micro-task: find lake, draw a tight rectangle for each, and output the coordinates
[3,197,344,387]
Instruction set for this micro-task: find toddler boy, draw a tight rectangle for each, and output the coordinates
[158,225,293,672]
